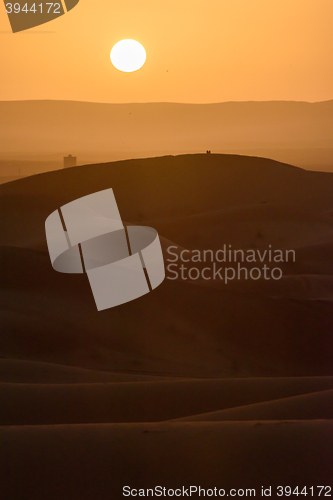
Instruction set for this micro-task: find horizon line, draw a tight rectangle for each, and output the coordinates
[0,99,332,105]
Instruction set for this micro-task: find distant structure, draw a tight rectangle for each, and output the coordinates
[206,150,211,154]
[63,155,77,168]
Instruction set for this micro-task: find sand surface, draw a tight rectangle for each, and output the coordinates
[1,154,332,497]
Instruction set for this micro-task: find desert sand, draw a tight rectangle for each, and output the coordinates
[1,154,332,498]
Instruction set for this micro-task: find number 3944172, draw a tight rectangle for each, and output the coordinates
[5,3,61,14]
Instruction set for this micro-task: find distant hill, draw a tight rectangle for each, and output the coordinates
[0,100,332,171]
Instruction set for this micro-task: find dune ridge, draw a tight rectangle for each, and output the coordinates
[1,377,333,426]
[1,154,332,497]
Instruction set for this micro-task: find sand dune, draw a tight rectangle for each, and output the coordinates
[2,244,333,376]
[2,421,332,500]
[0,359,177,384]
[2,377,333,425]
[171,389,333,422]
[1,154,332,496]
[197,274,333,302]
[251,274,333,302]
[1,155,333,376]
[2,155,333,261]
[153,203,333,251]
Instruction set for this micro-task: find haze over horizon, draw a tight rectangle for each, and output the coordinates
[1,100,332,178]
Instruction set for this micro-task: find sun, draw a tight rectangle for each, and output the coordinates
[110,39,146,73]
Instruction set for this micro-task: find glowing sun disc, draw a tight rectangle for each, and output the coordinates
[111,39,146,73]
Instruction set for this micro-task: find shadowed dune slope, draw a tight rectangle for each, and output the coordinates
[1,245,333,376]
[171,389,333,422]
[2,377,333,425]
[2,421,332,500]
[0,359,177,384]
[1,154,333,376]
[1,154,333,251]
[1,154,333,498]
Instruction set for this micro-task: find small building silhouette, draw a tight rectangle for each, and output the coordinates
[63,155,77,168]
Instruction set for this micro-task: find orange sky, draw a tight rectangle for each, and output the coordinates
[0,0,332,103]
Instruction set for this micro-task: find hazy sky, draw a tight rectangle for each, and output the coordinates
[1,0,332,103]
